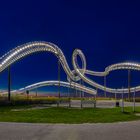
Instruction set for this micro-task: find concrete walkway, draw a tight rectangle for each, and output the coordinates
[58,100,140,108]
[0,121,140,140]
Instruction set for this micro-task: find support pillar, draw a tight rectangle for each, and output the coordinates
[128,70,131,101]
[115,89,117,101]
[80,80,83,108]
[69,80,71,108]
[94,88,97,108]
[82,80,84,108]
[104,76,107,98]
[121,87,124,113]
[57,60,61,107]
[36,88,38,97]
[133,88,136,112]
[8,66,11,102]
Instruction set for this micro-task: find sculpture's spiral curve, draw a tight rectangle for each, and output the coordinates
[0,41,140,95]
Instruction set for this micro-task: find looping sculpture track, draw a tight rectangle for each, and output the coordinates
[0,41,140,95]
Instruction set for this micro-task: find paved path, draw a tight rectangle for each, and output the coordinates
[0,121,140,140]
[59,100,140,108]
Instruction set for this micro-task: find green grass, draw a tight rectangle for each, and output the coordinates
[0,105,140,123]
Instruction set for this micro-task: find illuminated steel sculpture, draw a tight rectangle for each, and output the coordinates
[12,81,96,95]
[0,41,140,95]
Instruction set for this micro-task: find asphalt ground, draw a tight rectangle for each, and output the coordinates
[0,121,140,140]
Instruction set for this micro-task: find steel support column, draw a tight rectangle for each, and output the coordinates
[133,88,136,112]
[104,76,107,98]
[94,88,97,108]
[121,87,124,113]
[69,80,71,108]
[57,60,61,107]
[8,66,11,102]
[115,89,117,101]
[128,69,131,101]
[36,88,38,97]
[80,80,83,108]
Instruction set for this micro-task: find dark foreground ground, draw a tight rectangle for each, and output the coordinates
[0,121,140,140]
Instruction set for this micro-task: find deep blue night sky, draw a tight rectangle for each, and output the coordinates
[0,0,140,91]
